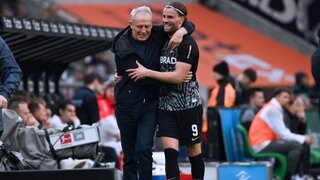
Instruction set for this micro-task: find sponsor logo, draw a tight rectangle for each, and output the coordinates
[191,136,200,141]
[73,131,85,141]
[160,56,177,64]
[60,133,72,145]
[236,170,251,180]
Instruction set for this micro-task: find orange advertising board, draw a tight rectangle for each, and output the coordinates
[60,3,312,88]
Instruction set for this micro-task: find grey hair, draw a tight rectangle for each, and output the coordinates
[130,5,152,22]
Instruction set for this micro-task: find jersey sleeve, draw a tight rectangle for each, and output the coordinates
[177,37,198,65]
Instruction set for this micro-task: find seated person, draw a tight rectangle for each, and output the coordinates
[283,95,310,177]
[283,96,307,135]
[8,96,39,127]
[28,98,51,129]
[49,99,81,130]
[249,88,312,179]
[240,88,265,131]
[99,115,122,169]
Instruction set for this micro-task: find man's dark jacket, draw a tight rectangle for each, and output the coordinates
[112,23,194,112]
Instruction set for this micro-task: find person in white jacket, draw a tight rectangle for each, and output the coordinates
[49,100,80,130]
[249,88,312,179]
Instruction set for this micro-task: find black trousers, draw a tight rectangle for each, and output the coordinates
[261,140,309,176]
[116,100,158,180]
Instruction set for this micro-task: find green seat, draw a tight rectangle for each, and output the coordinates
[236,124,287,180]
[311,150,320,164]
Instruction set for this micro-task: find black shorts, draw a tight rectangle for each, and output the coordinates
[157,105,203,145]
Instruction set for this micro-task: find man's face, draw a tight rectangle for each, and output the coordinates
[284,97,305,114]
[162,7,184,34]
[60,104,76,123]
[105,87,115,100]
[252,92,265,107]
[33,103,48,122]
[276,92,291,107]
[130,12,152,41]
[213,71,223,81]
[241,74,252,87]
[301,76,309,86]
[94,79,105,94]
[17,102,31,121]
[17,103,37,126]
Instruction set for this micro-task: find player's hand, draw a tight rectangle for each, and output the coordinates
[126,61,149,82]
[183,71,193,82]
[305,135,312,145]
[114,72,122,84]
[0,95,8,108]
[168,28,185,50]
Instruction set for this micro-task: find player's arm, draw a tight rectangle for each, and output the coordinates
[127,61,191,84]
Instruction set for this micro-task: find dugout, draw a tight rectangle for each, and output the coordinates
[0,15,119,97]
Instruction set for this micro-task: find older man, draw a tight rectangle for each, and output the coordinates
[112,5,194,180]
[8,96,38,127]
[126,2,204,179]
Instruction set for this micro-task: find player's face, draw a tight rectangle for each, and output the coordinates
[162,7,184,34]
[130,12,153,41]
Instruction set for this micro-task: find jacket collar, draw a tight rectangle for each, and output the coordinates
[270,98,282,110]
[111,25,162,58]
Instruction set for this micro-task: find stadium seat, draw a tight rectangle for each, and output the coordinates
[236,124,287,180]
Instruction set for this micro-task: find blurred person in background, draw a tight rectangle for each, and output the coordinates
[230,68,257,105]
[249,88,312,179]
[0,0,24,16]
[99,115,122,169]
[8,96,39,127]
[63,63,85,85]
[0,3,13,16]
[97,82,115,120]
[49,99,81,130]
[96,81,121,168]
[28,98,51,129]
[283,95,311,179]
[292,71,312,108]
[72,73,104,125]
[207,61,236,108]
[284,96,307,135]
[240,87,265,131]
[40,2,58,20]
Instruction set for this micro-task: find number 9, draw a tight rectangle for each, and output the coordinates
[192,124,198,136]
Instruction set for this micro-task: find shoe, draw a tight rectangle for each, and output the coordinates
[291,174,314,180]
[60,158,87,169]
[291,174,303,180]
[301,175,314,180]
[73,160,87,169]
[81,159,94,169]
